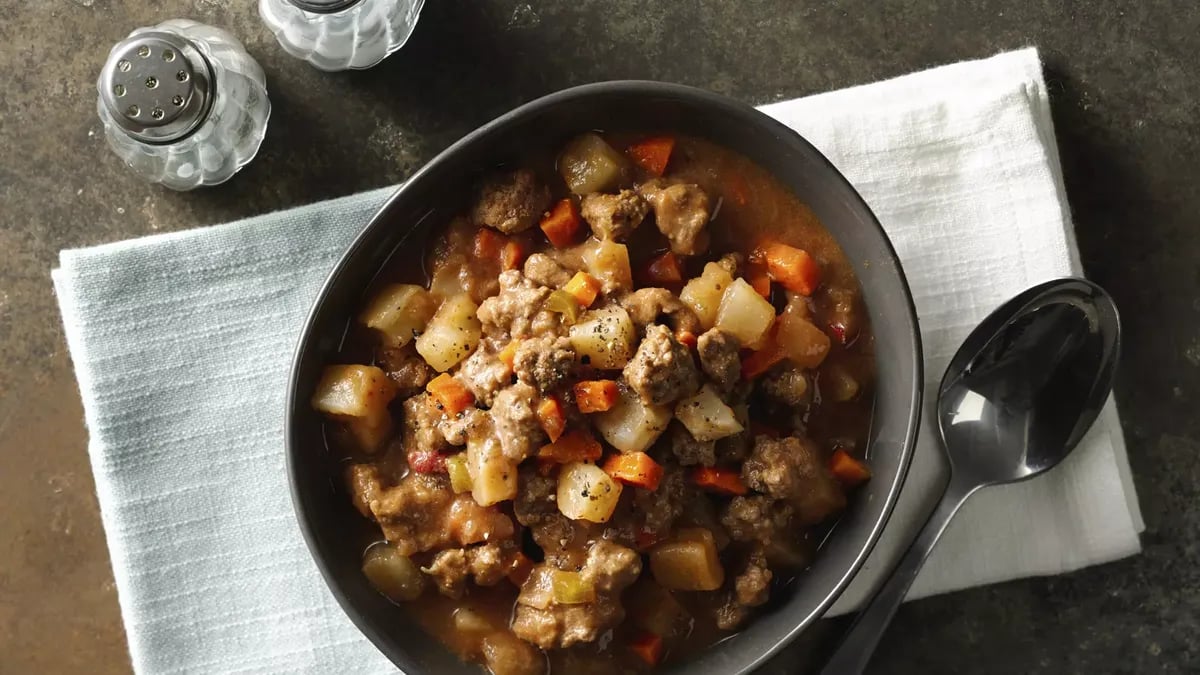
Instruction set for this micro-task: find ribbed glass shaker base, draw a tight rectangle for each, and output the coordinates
[96,19,271,190]
[259,0,425,71]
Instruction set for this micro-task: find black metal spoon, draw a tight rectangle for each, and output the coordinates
[820,277,1121,675]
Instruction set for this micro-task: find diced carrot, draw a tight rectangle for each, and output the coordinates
[627,136,675,177]
[691,466,748,496]
[640,251,684,285]
[726,173,750,207]
[573,380,619,413]
[539,198,583,248]
[474,227,506,259]
[497,339,520,371]
[507,552,535,586]
[603,452,664,491]
[501,239,527,271]
[755,242,821,295]
[676,330,697,350]
[563,271,602,308]
[425,373,475,415]
[537,396,567,442]
[747,264,772,298]
[829,448,872,487]
[538,429,603,463]
[629,630,665,666]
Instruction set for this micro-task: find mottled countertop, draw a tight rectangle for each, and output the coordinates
[1,1,1196,673]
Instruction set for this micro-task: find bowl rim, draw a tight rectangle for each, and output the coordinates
[285,79,923,674]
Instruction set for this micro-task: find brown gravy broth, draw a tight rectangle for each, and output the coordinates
[328,133,875,673]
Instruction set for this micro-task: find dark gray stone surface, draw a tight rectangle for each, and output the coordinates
[1,1,1196,673]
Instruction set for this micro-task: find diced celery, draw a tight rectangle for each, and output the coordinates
[545,289,582,324]
[551,570,596,605]
[446,453,472,494]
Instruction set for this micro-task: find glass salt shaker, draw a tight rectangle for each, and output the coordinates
[96,19,271,191]
[259,0,425,71]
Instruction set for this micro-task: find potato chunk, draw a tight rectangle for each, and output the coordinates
[557,461,623,523]
[680,263,734,330]
[467,432,518,506]
[649,528,724,591]
[776,311,832,369]
[311,364,397,418]
[568,305,636,370]
[415,294,482,372]
[482,631,546,675]
[715,278,776,349]
[675,384,744,442]
[362,544,426,602]
[559,133,629,195]
[592,386,672,454]
[358,284,436,348]
[343,409,394,453]
[582,238,633,293]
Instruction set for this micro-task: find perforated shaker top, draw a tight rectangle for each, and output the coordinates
[98,31,213,144]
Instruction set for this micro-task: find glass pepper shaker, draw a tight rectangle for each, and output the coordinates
[259,0,425,71]
[96,19,271,191]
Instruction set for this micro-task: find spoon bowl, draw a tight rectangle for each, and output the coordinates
[938,278,1121,487]
[821,277,1121,675]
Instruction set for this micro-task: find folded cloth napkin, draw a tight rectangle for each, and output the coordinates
[53,47,1142,674]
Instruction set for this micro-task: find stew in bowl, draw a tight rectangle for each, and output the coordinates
[309,130,878,674]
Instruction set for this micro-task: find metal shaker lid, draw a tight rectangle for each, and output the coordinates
[287,0,362,12]
[98,31,214,145]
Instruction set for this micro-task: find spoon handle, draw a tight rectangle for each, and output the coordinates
[819,478,977,675]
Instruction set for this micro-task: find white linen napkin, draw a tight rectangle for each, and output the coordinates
[53,47,1142,674]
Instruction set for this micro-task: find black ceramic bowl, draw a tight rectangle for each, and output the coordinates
[286,81,922,674]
